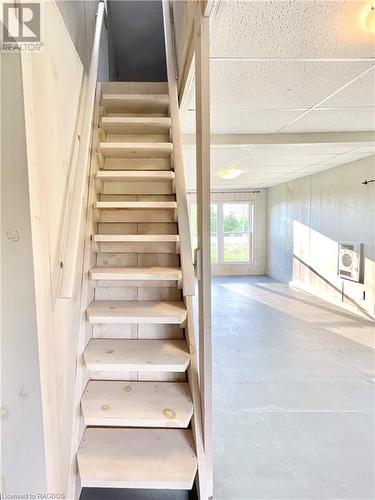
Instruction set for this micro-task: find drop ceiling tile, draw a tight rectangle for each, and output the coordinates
[283,108,375,133]
[250,143,360,156]
[237,153,333,167]
[317,67,375,108]
[211,0,375,59]
[182,109,303,135]
[318,151,375,167]
[211,109,303,134]
[210,60,372,113]
[356,144,375,153]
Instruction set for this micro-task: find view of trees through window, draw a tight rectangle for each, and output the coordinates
[189,202,253,263]
[223,204,250,262]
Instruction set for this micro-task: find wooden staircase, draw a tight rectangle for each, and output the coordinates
[76,82,204,494]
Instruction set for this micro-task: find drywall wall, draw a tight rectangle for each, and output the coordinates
[267,155,375,318]
[108,0,167,81]
[1,54,47,497]
[56,0,111,79]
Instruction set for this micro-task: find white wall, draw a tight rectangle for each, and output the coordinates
[1,54,48,497]
[56,0,111,78]
[267,156,375,318]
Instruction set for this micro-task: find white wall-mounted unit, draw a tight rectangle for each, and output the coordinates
[338,242,363,282]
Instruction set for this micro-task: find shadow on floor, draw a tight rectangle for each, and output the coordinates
[80,488,197,500]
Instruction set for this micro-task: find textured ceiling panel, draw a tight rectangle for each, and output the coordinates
[182,60,374,134]
[283,107,375,132]
[317,150,375,167]
[211,0,375,59]
[317,67,375,108]
[209,60,372,111]
[182,108,303,134]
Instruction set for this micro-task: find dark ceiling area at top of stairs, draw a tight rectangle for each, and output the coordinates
[108,0,167,82]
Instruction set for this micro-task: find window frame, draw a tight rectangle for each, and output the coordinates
[190,200,254,265]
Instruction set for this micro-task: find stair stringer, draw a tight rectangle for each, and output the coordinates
[164,42,209,499]
[165,73,209,499]
[184,295,209,500]
[67,83,102,500]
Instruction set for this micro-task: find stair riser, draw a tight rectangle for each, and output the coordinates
[100,181,173,195]
[99,144,172,159]
[97,209,175,223]
[96,253,180,267]
[103,157,171,170]
[92,323,184,339]
[93,242,179,254]
[97,223,178,235]
[100,122,171,135]
[105,132,169,140]
[93,287,181,302]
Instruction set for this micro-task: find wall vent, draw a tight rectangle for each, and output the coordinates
[337,242,363,283]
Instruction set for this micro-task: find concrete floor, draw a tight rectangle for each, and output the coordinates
[213,276,375,500]
[81,276,375,500]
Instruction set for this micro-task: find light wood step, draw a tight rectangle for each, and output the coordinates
[83,339,190,372]
[86,300,187,324]
[101,82,168,95]
[89,266,182,281]
[100,93,169,113]
[96,170,175,181]
[100,116,171,134]
[94,201,177,209]
[78,428,197,489]
[99,142,172,158]
[81,381,193,427]
[92,234,179,243]
[103,157,171,171]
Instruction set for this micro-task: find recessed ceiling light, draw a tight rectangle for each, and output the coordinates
[217,168,243,180]
[362,1,375,33]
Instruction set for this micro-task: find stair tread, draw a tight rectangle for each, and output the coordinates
[100,142,172,149]
[92,234,179,242]
[81,380,193,427]
[96,170,175,180]
[87,300,187,324]
[100,116,171,134]
[101,93,169,105]
[95,201,177,209]
[89,266,182,281]
[83,338,190,371]
[78,427,197,489]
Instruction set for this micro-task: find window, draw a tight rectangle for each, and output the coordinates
[189,201,253,264]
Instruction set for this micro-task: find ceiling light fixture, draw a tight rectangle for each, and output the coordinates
[217,168,243,180]
[362,1,375,33]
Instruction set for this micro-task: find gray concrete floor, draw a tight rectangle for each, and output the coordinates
[213,276,375,500]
